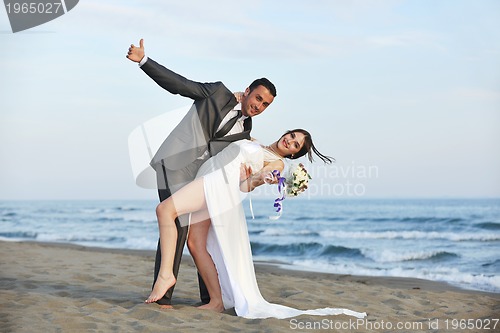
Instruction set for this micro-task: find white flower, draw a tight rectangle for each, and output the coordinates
[285,163,311,197]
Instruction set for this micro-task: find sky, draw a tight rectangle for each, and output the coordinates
[1,0,499,200]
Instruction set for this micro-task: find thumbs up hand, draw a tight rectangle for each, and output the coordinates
[127,38,145,63]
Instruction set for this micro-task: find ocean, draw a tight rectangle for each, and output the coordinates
[1,198,499,293]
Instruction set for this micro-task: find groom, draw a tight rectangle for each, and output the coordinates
[126,39,276,307]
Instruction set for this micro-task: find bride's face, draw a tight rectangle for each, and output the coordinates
[276,132,306,156]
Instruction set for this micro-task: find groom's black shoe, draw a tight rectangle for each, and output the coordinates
[198,273,211,304]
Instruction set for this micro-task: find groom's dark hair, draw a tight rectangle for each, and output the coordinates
[249,78,277,97]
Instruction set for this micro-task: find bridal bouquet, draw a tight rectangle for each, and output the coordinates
[268,163,312,219]
[284,163,311,197]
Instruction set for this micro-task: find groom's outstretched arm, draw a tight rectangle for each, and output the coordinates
[126,39,224,101]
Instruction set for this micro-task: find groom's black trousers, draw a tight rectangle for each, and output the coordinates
[153,162,210,306]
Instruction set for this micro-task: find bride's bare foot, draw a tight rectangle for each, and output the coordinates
[197,301,224,313]
[145,275,176,304]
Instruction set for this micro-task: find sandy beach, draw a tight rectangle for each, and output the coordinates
[1,241,498,333]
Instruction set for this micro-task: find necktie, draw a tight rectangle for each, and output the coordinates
[215,110,242,138]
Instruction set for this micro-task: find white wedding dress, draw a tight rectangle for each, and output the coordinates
[194,140,366,319]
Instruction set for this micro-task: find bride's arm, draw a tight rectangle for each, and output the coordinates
[240,160,284,192]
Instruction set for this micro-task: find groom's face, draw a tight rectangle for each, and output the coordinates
[241,85,274,117]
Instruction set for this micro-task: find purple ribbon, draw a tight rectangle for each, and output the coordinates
[272,170,286,213]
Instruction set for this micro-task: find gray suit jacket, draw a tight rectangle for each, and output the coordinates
[142,58,252,185]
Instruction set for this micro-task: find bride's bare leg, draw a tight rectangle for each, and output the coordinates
[187,215,224,312]
[145,177,208,304]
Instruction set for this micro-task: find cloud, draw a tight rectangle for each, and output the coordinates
[62,1,402,60]
[452,88,500,101]
[367,31,445,51]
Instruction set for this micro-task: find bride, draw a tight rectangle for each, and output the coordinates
[145,129,366,319]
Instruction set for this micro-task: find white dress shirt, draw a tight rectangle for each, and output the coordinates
[217,105,247,136]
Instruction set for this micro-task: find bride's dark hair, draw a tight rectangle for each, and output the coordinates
[281,129,334,164]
